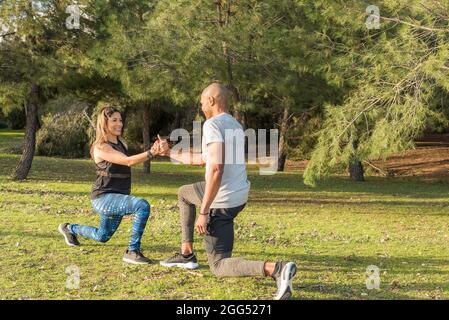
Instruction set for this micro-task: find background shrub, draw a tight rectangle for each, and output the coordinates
[36,110,89,158]
[5,106,26,130]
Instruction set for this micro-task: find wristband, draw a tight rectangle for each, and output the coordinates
[147,150,153,159]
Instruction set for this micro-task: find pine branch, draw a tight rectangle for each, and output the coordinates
[354,6,449,33]
[83,108,95,130]
[0,32,15,38]
[363,160,389,177]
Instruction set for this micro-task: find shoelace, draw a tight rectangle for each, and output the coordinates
[169,252,183,261]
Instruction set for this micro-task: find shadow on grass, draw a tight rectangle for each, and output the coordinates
[0,229,181,254]
[248,173,449,197]
[0,186,181,201]
[249,197,449,210]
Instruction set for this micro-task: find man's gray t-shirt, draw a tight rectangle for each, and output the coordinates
[202,113,250,209]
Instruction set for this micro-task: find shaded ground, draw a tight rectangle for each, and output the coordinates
[286,134,449,181]
[372,134,449,180]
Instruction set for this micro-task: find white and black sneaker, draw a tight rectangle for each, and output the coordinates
[160,252,199,269]
[123,249,153,265]
[273,261,297,300]
[58,223,80,247]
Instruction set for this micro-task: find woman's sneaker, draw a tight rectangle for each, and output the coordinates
[273,261,297,300]
[58,223,80,247]
[123,249,153,265]
[160,252,199,269]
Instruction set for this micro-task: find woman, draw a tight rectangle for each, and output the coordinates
[58,106,160,264]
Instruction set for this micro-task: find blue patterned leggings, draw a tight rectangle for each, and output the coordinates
[68,193,151,251]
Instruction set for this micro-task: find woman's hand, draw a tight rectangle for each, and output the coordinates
[156,135,170,156]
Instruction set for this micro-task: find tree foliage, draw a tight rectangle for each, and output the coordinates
[303,0,449,185]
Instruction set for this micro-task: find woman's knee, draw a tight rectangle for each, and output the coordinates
[135,199,150,216]
[96,232,112,243]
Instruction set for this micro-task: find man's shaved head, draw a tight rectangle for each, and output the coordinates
[201,83,229,108]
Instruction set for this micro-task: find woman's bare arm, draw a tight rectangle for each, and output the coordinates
[94,143,152,167]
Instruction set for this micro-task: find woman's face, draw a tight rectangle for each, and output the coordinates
[106,112,123,137]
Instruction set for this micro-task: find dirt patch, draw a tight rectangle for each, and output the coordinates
[285,134,449,180]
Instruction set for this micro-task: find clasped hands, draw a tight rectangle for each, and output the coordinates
[150,134,170,157]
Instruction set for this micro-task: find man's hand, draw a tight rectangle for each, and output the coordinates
[195,214,209,235]
[150,140,160,156]
[149,134,170,156]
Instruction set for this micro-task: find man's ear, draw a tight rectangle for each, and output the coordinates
[208,96,215,107]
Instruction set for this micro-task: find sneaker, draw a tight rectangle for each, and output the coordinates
[123,249,153,265]
[160,252,199,269]
[273,261,297,300]
[58,223,80,247]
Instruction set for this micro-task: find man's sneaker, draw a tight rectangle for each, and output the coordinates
[123,249,153,265]
[160,252,199,269]
[273,261,297,300]
[58,223,80,247]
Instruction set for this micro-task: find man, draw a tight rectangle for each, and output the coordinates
[157,83,297,300]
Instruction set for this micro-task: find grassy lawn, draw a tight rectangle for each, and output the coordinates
[0,129,24,154]
[1,129,449,300]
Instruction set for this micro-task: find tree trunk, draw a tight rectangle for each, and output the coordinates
[142,102,151,174]
[233,108,246,128]
[121,105,131,132]
[172,111,181,131]
[349,160,365,181]
[216,0,246,128]
[348,140,365,181]
[11,83,40,181]
[277,105,289,172]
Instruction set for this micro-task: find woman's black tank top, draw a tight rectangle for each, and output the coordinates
[91,140,131,199]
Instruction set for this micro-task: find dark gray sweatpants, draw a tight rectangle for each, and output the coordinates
[178,182,265,277]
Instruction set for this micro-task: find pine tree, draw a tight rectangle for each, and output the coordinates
[0,1,59,180]
[303,0,449,186]
[141,0,339,171]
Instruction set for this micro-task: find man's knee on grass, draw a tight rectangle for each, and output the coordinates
[209,259,227,278]
[208,254,236,278]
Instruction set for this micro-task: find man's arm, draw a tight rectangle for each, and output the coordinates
[200,142,224,214]
[168,151,205,166]
[195,142,224,235]
[156,137,205,166]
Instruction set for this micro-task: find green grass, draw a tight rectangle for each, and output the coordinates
[0,129,24,154]
[1,129,449,300]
